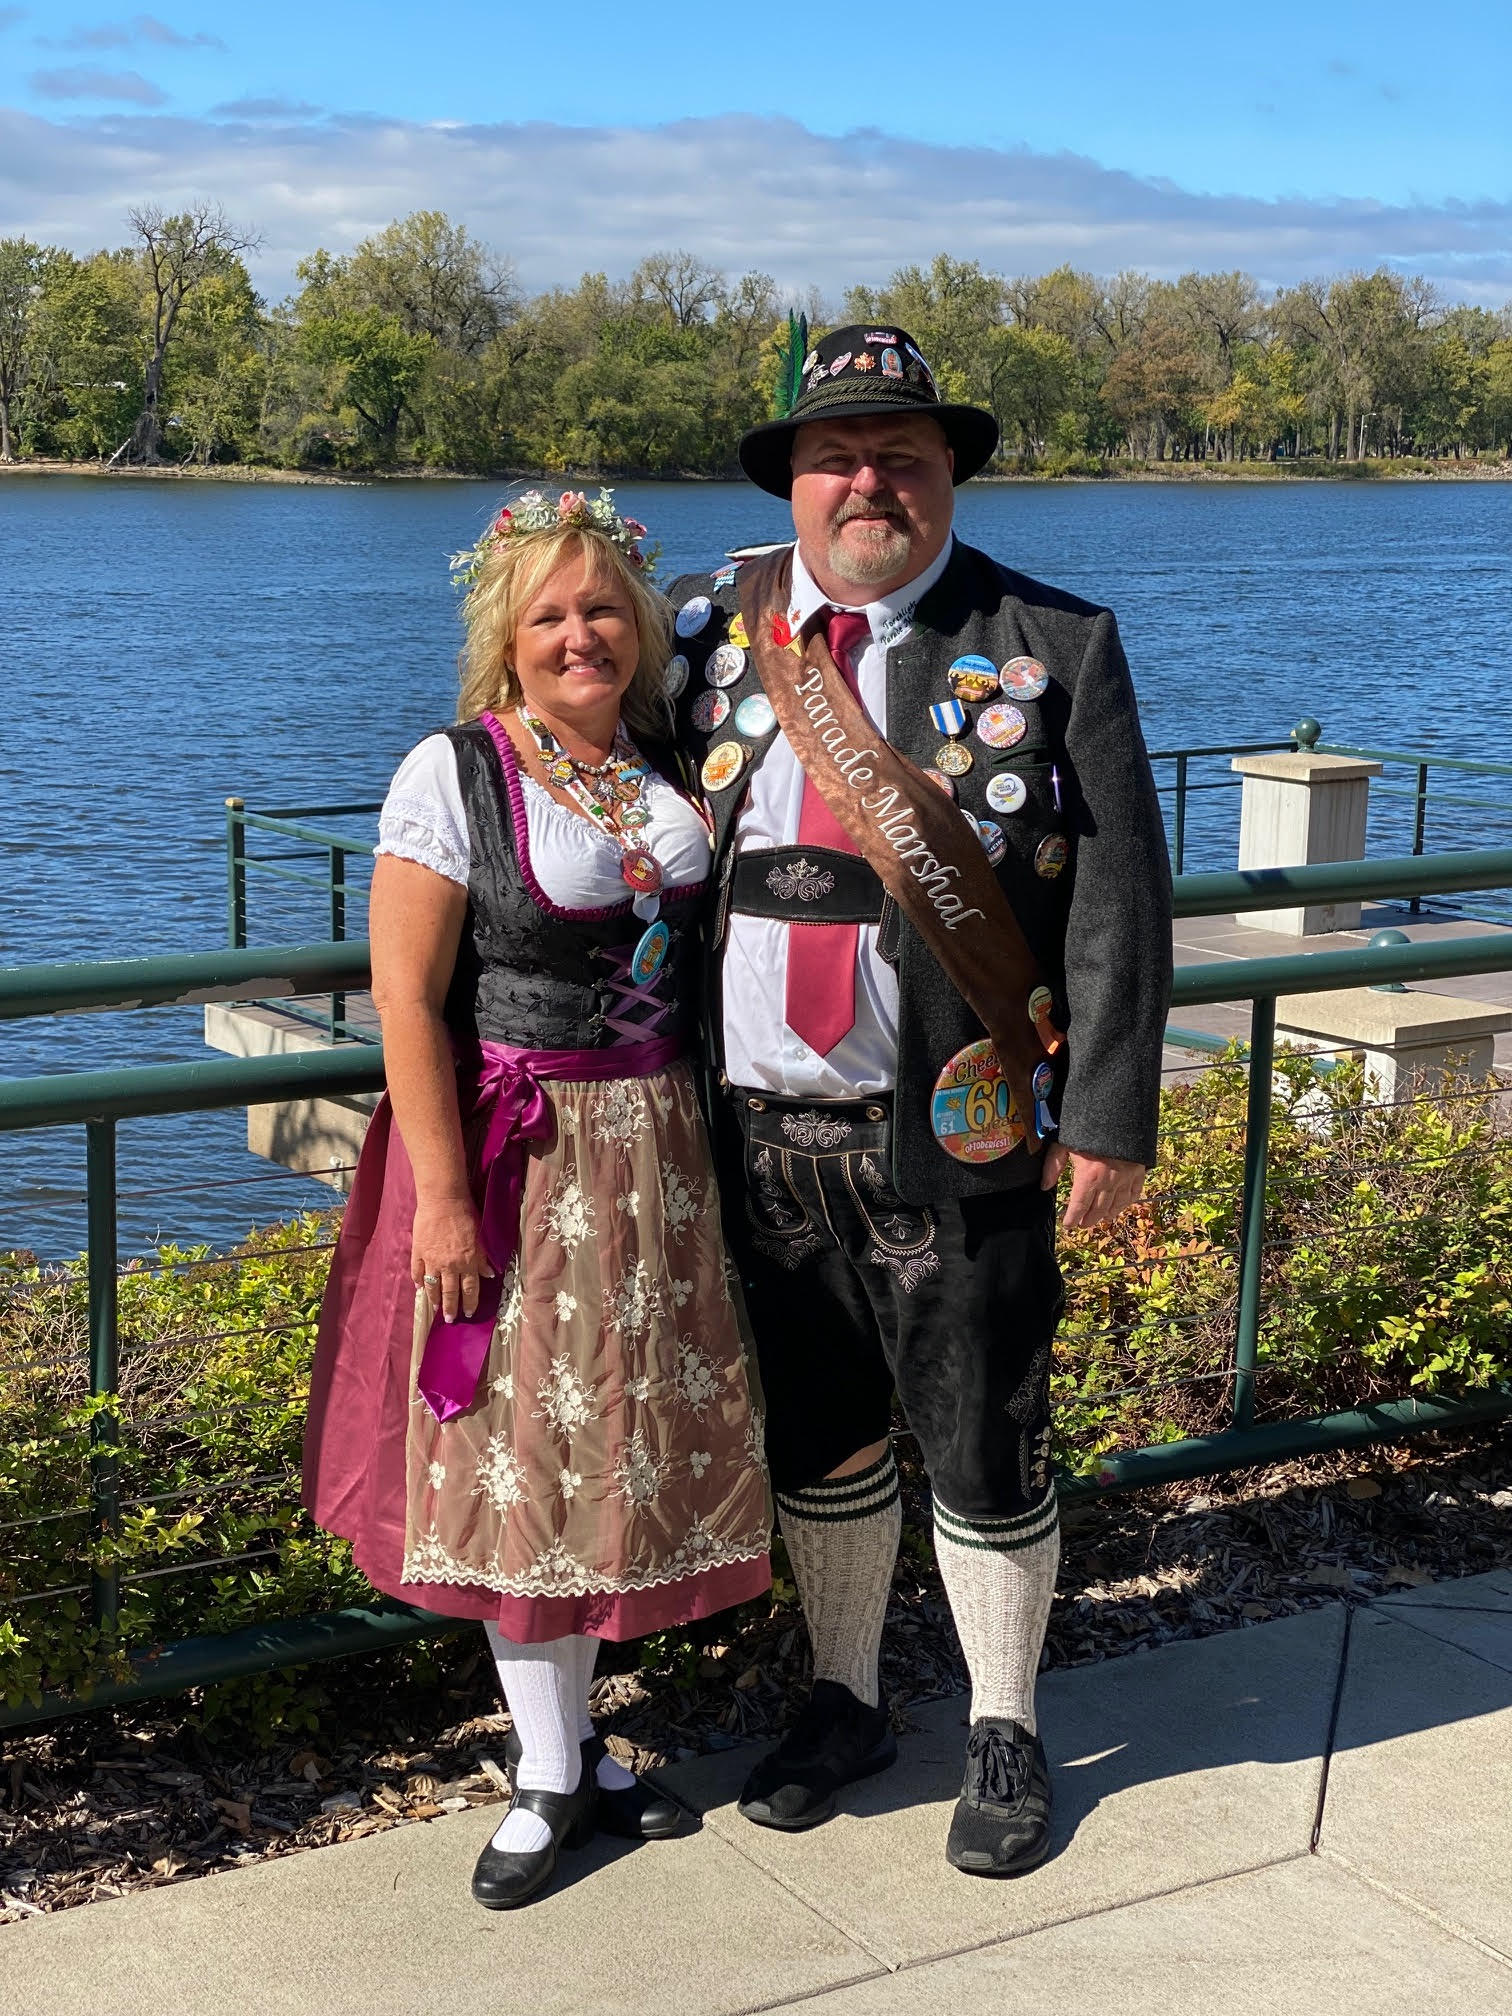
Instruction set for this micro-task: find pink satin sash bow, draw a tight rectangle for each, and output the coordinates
[416,1033,684,1421]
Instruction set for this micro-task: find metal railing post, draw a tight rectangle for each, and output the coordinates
[1410,761,1429,914]
[1173,752,1188,875]
[85,1118,120,1627]
[1232,994,1276,1432]
[225,797,247,950]
[329,846,346,1038]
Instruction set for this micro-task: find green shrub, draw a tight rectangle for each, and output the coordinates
[1,1053,1507,1716]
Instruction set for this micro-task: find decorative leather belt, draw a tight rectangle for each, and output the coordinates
[731,1086,893,1156]
[730,846,885,924]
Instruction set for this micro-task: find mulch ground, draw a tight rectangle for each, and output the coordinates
[3,1422,1509,1922]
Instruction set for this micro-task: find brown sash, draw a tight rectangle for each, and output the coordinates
[738,548,1052,1147]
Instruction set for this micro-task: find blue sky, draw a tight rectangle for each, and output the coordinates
[3,2,1511,300]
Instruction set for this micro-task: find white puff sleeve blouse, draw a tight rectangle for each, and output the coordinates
[375,731,711,907]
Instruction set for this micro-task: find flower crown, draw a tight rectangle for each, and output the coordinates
[449,487,658,587]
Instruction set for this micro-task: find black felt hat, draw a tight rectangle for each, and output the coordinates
[738,323,1000,499]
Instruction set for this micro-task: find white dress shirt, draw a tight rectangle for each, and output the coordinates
[721,537,956,1097]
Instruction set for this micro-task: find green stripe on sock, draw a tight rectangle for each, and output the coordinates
[777,1453,898,1516]
[932,1494,1058,1555]
[776,1483,902,1525]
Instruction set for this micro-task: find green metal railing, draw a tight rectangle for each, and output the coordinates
[225,800,380,1040]
[2,849,1511,1726]
[1146,718,1512,887]
[223,726,1512,967]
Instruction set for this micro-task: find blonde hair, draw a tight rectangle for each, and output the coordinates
[456,522,673,739]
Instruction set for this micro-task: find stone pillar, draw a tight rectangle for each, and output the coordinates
[1275,988,1512,1104]
[1231,751,1384,935]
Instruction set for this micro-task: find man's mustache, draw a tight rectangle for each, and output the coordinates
[832,496,910,531]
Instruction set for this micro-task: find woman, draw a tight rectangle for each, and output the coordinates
[303,489,770,1911]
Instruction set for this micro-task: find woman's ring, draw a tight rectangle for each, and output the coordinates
[423,1273,441,1285]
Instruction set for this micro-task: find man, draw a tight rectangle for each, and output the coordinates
[664,323,1171,1876]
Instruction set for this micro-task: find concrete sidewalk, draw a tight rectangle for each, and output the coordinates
[6,1572,1512,2016]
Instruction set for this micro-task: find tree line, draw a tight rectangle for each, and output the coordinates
[2,207,1511,475]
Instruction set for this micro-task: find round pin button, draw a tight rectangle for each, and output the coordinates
[707,642,747,687]
[620,848,663,894]
[984,771,1027,816]
[1032,1060,1055,1101]
[631,920,671,987]
[947,655,1000,704]
[1028,981,1064,1053]
[934,741,974,777]
[734,692,776,737]
[727,613,750,649]
[977,818,1007,864]
[930,1039,1024,1164]
[1000,656,1049,700]
[701,740,747,792]
[663,654,690,699]
[977,701,1028,750]
[675,595,712,639]
[690,688,731,734]
[923,767,957,799]
[1035,833,1069,879]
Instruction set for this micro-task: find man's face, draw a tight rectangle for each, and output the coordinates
[790,414,955,596]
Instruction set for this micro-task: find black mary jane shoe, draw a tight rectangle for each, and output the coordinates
[945,1716,1053,1878]
[502,1727,680,1842]
[737,1679,897,1831]
[582,1735,682,1841]
[470,1770,597,1912]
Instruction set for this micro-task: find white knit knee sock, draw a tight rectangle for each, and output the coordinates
[932,1491,1060,1735]
[775,1448,902,1710]
[484,1625,582,1852]
[570,1633,635,1791]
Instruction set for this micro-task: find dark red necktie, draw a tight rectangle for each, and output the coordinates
[783,607,872,1058]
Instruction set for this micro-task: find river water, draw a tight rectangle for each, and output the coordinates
[3,475,1509,1257]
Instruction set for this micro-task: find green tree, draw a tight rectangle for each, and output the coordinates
[300,308,433,463]
[0,239,49,462]
[165,262,267,464]
[992,324,1078,462]
[27,250,144,459]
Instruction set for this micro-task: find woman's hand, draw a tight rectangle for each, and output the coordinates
[411,1191,496,1322]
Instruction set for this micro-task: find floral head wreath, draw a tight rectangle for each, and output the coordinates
[449,487,658,588]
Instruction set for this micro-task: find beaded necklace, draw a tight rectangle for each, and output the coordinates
[517,706,664,895]
[517,706,674,991]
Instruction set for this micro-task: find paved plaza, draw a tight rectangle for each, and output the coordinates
[6,1570,1512,2016]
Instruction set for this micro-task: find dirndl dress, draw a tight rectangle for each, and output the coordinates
[301,717,771,1640]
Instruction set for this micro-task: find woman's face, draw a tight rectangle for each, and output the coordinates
[512,552,640,720]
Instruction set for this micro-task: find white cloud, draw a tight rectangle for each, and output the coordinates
[1,106,1508,305]
[27,65,166,104]
[55,14,224,50]
[209,96,321,120]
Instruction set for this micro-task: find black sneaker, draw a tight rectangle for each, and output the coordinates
[945,1716,1052,1877]
[737,1679,897,1831]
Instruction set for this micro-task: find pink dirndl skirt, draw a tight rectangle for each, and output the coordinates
[302,1056,771,1641]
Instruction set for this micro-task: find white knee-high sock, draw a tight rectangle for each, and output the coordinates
[570,1633,634,1791]
[774,1448,902,1710]
[484,1625,581,1851]
[931,1490,1060,1735]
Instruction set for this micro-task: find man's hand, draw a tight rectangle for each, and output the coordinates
[1040,1144,1146,1229]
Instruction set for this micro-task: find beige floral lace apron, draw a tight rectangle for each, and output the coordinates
[401,1062,769,1622]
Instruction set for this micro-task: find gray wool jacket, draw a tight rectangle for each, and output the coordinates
[665,537,1173,1204]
